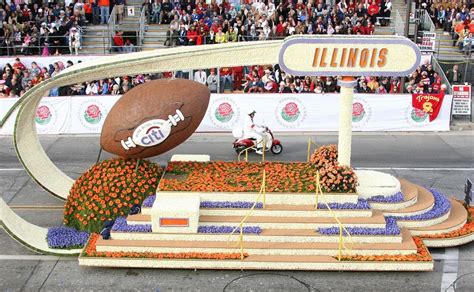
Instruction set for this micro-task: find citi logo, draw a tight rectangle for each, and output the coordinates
[121,109,184,150]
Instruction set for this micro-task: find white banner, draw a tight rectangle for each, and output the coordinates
[34,96,71,134]
[69,96,117,134]
[0,93,453,135]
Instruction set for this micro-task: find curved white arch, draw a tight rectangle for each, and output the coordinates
[4,41,282,199]
[0,198,82,255]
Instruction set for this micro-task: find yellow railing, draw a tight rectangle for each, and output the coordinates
[314,171,354,261]
[227,168,266,260]
[306,137,320,162]
[237,137,267,163]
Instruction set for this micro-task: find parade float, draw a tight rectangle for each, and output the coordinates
[0,36,472,271]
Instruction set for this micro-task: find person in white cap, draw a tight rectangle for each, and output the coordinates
[243,110,271,154]
[69,27,81,55]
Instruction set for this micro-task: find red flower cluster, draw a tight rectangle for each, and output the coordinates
[310,144,338,168]
[159,161,357,193]
[420,206,474,239]
[83,234,248,260]
[340,237,432,262]
[64,158,162,233]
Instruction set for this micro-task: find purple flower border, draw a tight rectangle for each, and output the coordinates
[392,188,451,221]
[112,217,152,232]
[112,217,262,235]
[47,226,90,249]
[368,192,404,203]
[142,195,156,208]
[317,199,371,210]
[198,225,262,234]
[317,217,400,236]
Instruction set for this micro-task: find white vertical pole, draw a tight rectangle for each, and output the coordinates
[337,77,357,167]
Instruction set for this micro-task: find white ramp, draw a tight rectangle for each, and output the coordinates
[0,198,81,255]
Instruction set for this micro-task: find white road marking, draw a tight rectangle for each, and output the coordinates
[357,167,474,171]
[440,248,459,292]
[1,167,473,171]
[0,255,70,261]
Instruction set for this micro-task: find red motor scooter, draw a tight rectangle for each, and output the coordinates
[232,127,283,155]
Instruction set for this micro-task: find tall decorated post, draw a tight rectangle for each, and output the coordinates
[279,35,421,166]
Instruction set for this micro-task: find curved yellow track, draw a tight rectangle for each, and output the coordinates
[1,41,282,200]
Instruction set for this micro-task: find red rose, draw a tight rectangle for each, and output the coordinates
[284,102,299,116]
[217,102,233,116]
[413,108,426,118]
[352,102,364,116]
[36,105,51,119]
[86,104,101,119]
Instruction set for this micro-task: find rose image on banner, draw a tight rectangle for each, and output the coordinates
[215,102,234,122]
[352,102,365,122]
[412,93,445,122]
[84,104,102,124]
[281,102,300,122]
[35,105,52,125]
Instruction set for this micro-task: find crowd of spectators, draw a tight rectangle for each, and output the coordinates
[0,55,449,99]
[156,0,393,47]
[427,0,474,54]
[0,1,86,56]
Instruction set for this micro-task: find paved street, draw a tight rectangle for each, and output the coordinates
[0,132,473,291]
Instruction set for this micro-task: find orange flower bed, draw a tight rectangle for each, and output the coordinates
[419,206,474,239]
[64,158,162,233]
[83,234,248,260]
[340,237,432,262]
[159,161,357,193]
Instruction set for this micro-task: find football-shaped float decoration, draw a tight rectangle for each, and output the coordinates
[100,79,210,158]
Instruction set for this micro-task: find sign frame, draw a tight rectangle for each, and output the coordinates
[278,35,421,77]
[452,84,472,116]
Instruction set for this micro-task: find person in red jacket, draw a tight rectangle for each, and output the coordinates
[232,66,244,91]
[187,26,198,46]
[113,31,124,52]
[368,0,380,25]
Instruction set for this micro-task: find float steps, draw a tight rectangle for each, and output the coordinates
[96,229,416,256]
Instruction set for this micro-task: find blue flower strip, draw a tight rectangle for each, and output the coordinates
[112,216,152,232]
[391,188,451,221]
[317,199,371,210]
[198,225,262,234]
[112,217,262,235]
[368,192,404,203]
[317,217,400,236]
[47,226,90,249]
[142,195,156,208]
[200,201,264,209]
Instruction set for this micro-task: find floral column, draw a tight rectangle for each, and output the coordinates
[337,77,357,167]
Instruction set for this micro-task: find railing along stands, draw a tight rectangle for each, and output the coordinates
[138,7,146,51]
[107,6,117,53]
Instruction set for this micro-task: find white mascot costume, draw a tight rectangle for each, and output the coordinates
[243,110,272,154]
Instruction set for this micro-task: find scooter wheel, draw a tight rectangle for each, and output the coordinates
[271,144,283,155]
[235,145,246,154]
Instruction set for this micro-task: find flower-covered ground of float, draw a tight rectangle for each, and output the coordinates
[419,204,474,242]
[339,237,431,262]
[81,234,248,260]
[159,161,357,193]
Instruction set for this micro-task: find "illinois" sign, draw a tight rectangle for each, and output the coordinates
[279,35,421,77]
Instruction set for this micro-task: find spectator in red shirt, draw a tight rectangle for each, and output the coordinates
[187,26,198,46]
[113,31,124,53]
[368,0,380,25]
